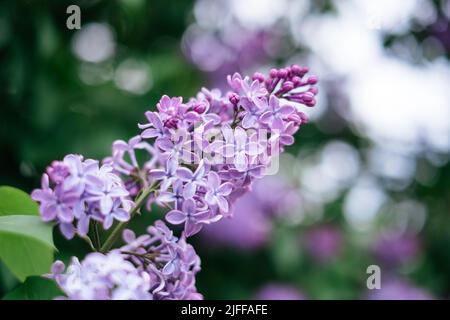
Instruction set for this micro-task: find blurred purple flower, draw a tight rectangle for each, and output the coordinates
[372,232,421,267]
[200,193,272,250]
[303,225,343,264]
[254,283,306,300]
[366,277,433,300]
[200,176,300,250]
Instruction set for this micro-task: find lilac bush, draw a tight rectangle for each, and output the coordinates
[32,65,318,300]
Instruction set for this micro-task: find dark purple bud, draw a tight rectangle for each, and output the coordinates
[302,92,315,103]
[292,76,302,86]
[299,112,309,123]
[164,118,178,129]
[287,114,301,125]
[228,92,240,105]
[252,72,265,82]
[193,103,207,114]
[301,66,309,74]
[307,75,318,85]
[269,68,278,78]
[305,98,316,107]
[277,68,288,79]
[309,87,319,95]
[290,64,302,76]
[47,161,69,184]
[281,81,294,92]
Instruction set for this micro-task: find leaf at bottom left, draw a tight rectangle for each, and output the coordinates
[3,276,62,300]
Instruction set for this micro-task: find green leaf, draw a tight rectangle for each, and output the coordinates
[0,215,55,281]
[0,186,39,217]
[0,186,55,282]
[0,215,54,281]
[0,186,54,281]
[3,276,62,300]
[0,215,55,249]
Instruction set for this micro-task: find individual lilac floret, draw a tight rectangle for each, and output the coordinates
[176,159,207,198]
[32,154,133,239]
[139,111,168,139]
[166,199,211,237]
[259,95,295,130]
[48,251,152,300]
[149,158,179,191]
[217,126,263,171]
[204,171,233,213]
[103,135,159,197]
[119,220,203,300]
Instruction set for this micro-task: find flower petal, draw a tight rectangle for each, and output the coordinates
[176,167,193,181]
[184,220,203,237]
[218,182,233,196]
[166,210,187,224]
[216,196,229,213]
[100,196,113,215]
[207,171,220,189]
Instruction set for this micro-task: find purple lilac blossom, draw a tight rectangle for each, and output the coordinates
[119,220,203,300]
[103,136,159,197]
[33,66,316,240]
[200,192,272,250]
[32,154,133,239]
[182,20,280,89]
[33,65,316,300]
[254,283,307,300]
[48,220,202,300]
[372,232,421,267]
[132,65,317,238]
[48,251,152,300]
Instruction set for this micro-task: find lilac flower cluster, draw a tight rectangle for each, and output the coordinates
[32,154,133,239]
[120,220,202,300]
[49,221,202,300]
[107,65,318,238]
[32,65,317,300]
[48,251,152,300]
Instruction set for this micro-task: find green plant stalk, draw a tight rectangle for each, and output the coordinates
[80,235,96,251]
[100,183,157,253]
[92,221,102,251]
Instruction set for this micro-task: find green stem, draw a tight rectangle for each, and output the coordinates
[80,235,96,251]
[92,221,101,251]
[100,183,157,253]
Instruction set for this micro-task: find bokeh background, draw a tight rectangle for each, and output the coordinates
[1,0,450,299]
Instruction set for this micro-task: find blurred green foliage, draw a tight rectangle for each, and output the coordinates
[0,0,199,190]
